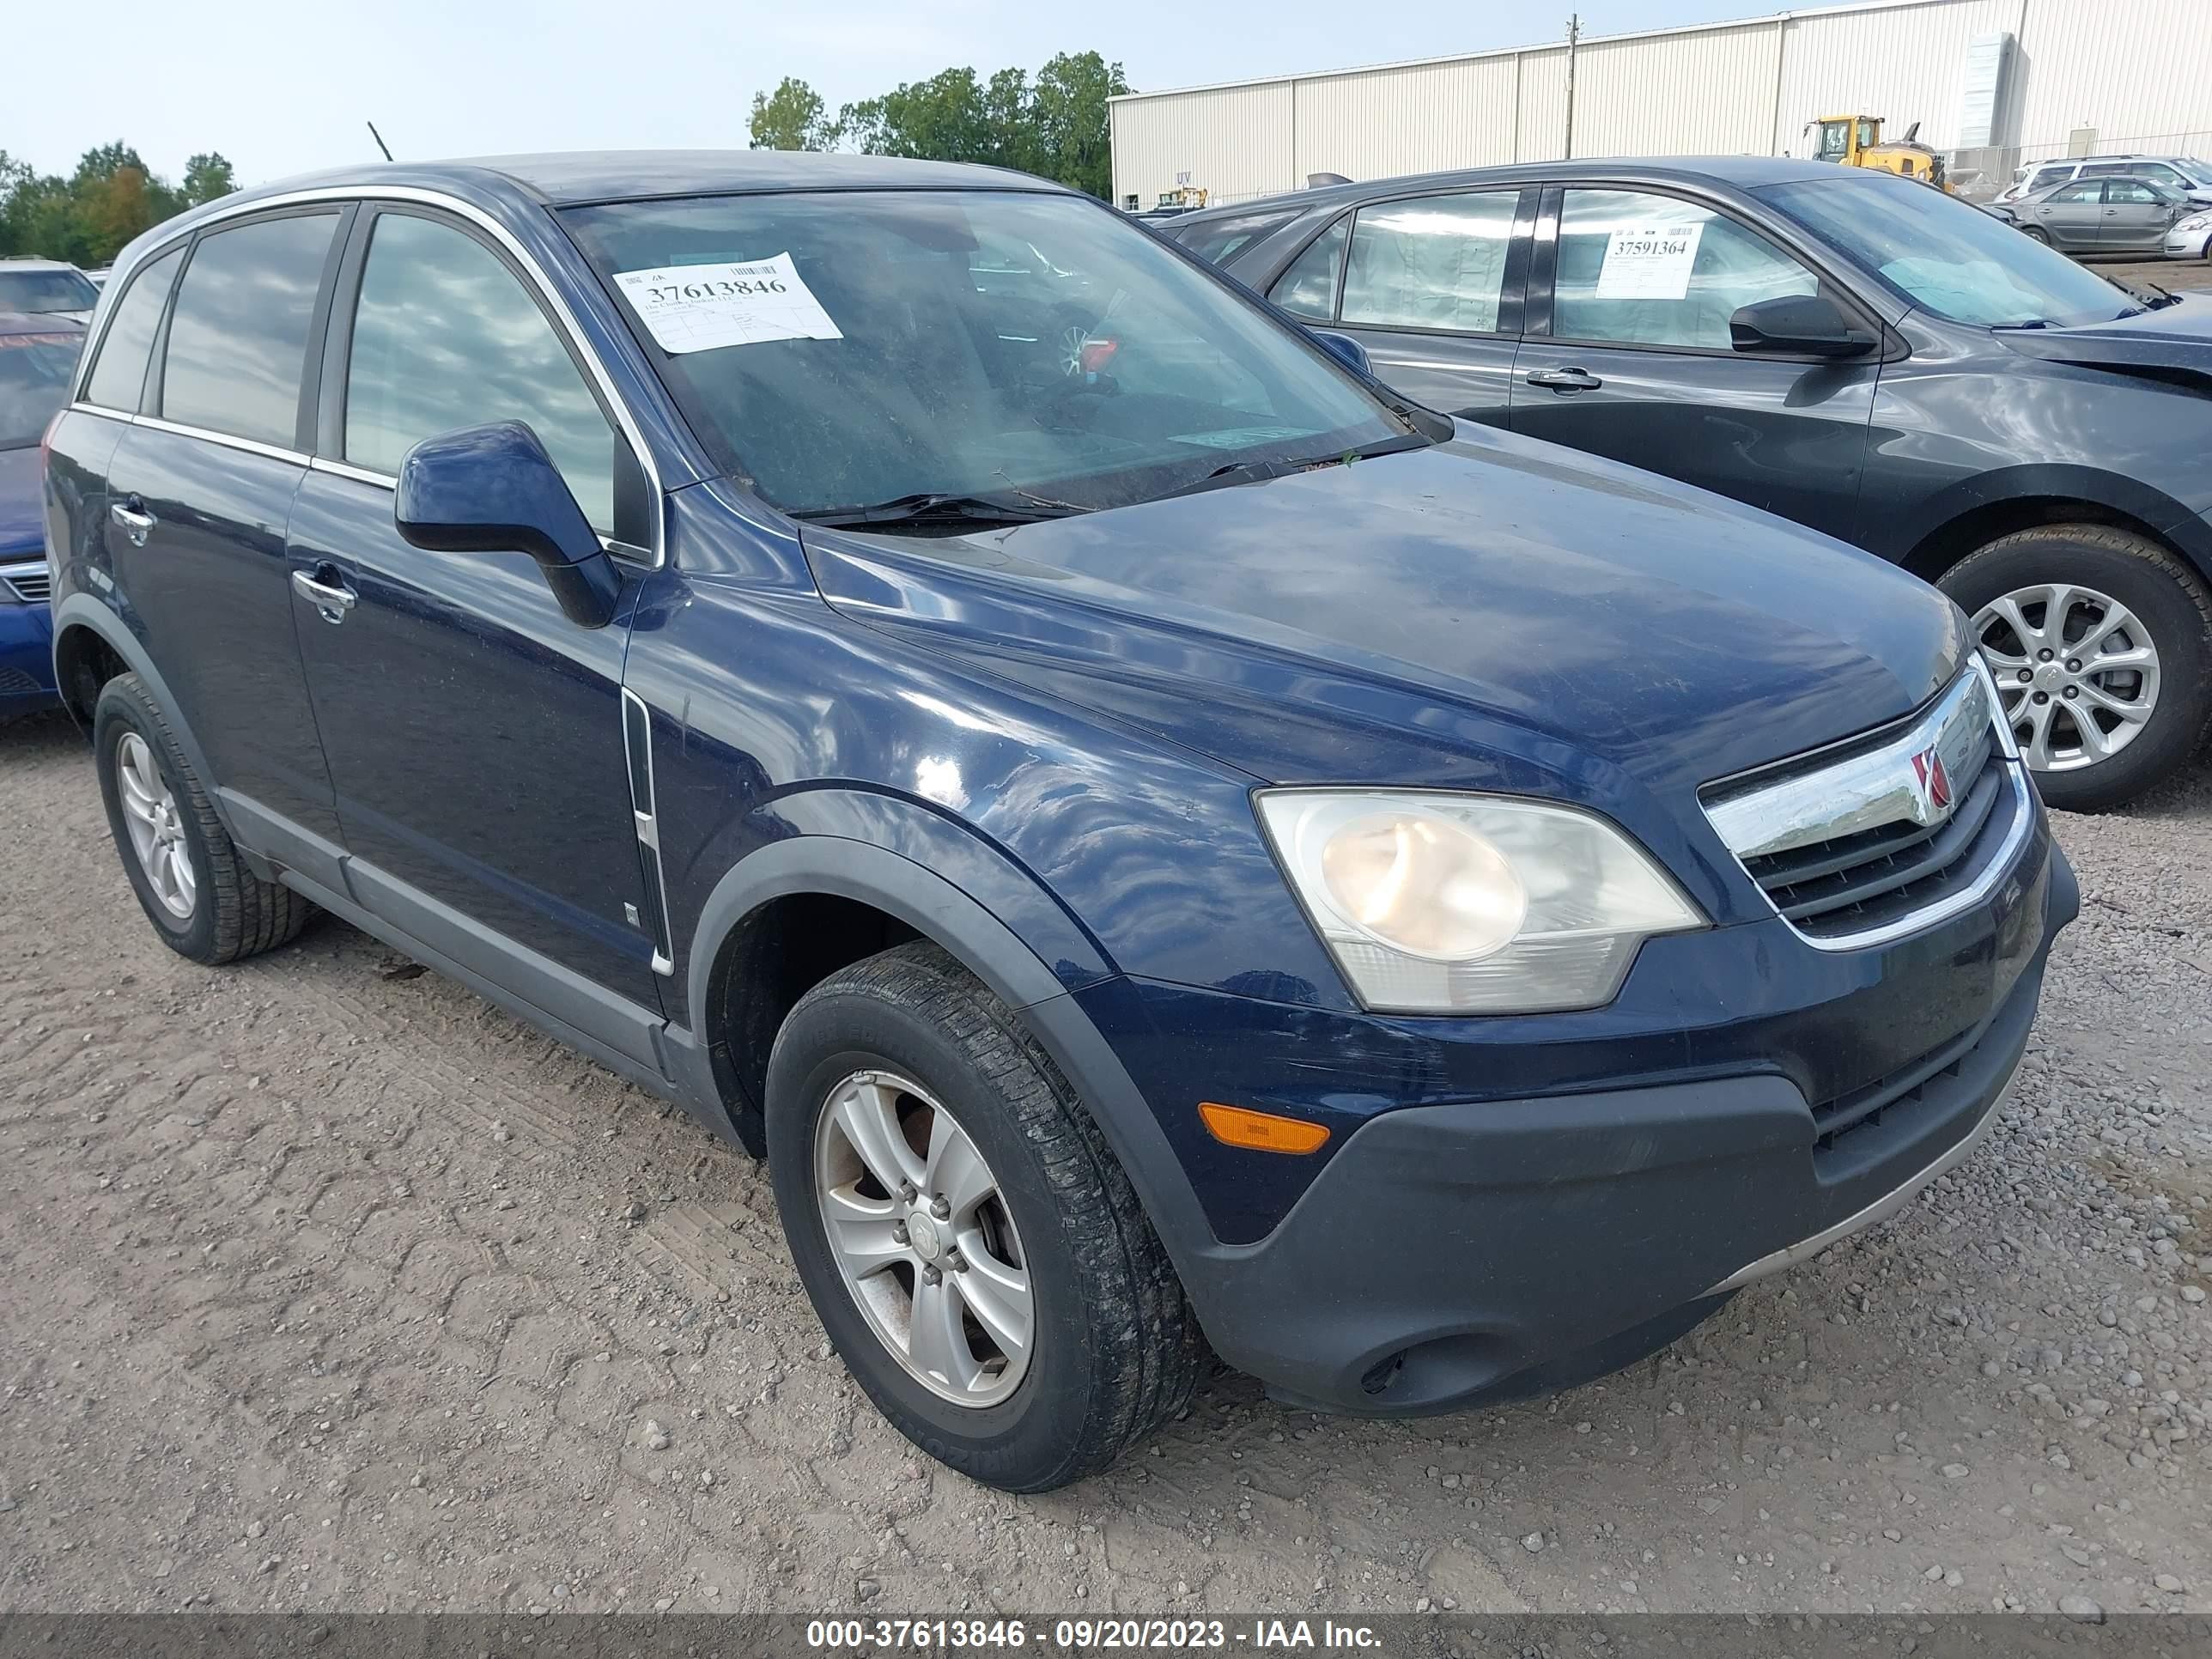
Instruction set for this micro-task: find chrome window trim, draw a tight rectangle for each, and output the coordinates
[134,412,309,467]
[74,185,667,570]
[1704,666,2038,953]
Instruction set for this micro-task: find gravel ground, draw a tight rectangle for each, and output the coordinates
[1,710,2208,1620]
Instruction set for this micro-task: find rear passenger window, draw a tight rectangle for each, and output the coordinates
[343,212,623,536]
[161,213,338,447]
[1552,189,1816,351]
[83,247,181,413]
[1341,192,1516,333]
[1269,217,1346,321]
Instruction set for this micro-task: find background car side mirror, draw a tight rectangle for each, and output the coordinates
[396,421,622,629]
[1308,328,1371,377]
[1729,295,1877,359]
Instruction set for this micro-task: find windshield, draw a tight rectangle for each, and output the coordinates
[1758,174,2136,328]
[2179,159,2212,187]
[562,189,1412,519]
[0,331,81,448]
[0,267,100,314]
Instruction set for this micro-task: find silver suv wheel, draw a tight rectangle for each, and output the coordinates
[115,731,197,920]
[1972,581,2161,772]
[812,1067,1035,1407]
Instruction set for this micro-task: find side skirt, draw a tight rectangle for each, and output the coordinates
[222,789,741,1148]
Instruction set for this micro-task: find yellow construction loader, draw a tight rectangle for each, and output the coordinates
[1806,115,1952,190]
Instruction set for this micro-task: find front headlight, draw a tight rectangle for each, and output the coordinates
[1255,790,1705,1014]
[2177,212,2212,232]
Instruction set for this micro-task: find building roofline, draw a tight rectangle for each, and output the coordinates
[1108,0,1968,106]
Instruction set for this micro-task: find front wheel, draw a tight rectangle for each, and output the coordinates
[765,941,1200,1491]
[2020,224,2051,245]
[1940,526,2212,811]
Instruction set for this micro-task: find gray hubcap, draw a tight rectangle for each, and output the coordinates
[812,1069,1034,1407]
[117,732,197,921]
[1972,582,2160,773]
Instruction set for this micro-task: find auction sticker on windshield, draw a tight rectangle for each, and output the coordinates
[1594,222,1705,301]
[614,252,842,354]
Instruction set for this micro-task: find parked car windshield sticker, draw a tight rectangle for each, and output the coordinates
[613,253,842,354]
[1594,222,1705,301]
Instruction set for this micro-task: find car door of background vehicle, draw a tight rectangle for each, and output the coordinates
[1509,185,1879,543]
[2094,179,2172,252]
[97,209,349,848]
[1262,191,1533,424]
[2028,180,2105,250]
[286,204,665,1012]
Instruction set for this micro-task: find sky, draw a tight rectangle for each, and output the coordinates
[9,0,1784,187]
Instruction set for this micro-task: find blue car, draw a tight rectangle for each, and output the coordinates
[0,312,78,720]
[43,154,2075,1490]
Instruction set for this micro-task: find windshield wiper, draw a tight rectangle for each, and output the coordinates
[1159,433,1431,501]
[789,491,1079,530]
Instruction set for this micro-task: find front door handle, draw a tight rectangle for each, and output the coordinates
[291,567,357,624]
[1526,366,1603,392]
[109,499,155,547]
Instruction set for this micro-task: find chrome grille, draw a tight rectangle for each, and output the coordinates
[1703,666,2032,949]
[1,562,50,604]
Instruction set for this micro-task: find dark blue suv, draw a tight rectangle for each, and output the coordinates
[43,153,2076,1491]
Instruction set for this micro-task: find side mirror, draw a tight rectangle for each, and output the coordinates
[1729,294,1876,359]
[1309,328,1371,377]
[396,421,622,629]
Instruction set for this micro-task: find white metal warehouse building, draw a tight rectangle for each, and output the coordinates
[1109,0,2211,210]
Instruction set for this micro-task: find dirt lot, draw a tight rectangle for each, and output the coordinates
[1,707,2209,1620]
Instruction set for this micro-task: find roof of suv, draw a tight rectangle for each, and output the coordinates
[1170,155,1851,228]
[232,150,1070,212]
[0,257,84,272]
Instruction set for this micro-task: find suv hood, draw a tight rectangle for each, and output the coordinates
[1996,290,2212,384]
[802,426,1962,800]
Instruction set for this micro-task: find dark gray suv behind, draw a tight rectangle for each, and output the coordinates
[1175,160,2212,809]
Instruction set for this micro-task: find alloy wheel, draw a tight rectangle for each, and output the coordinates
[1972,581,2161,772]
[812,1068,1035,1407]
[116,732,197,920]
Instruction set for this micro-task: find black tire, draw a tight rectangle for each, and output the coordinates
[2020,224,2051,245]
[765,941,1200,1491]
[93,672,315,963]
[1939,526,2212,811]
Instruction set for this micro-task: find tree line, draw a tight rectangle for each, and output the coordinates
[0,144,238,267]
[749,52,1129,201]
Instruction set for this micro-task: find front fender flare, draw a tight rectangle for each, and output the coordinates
[679,823,1225,1275]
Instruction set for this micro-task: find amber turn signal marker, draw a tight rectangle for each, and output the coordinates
[1197,1102,1330,1155]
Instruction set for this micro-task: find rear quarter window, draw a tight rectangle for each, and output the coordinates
[83,247,183,413]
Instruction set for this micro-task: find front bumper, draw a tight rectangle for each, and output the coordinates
[0,598,58,719]
[2166,227,2212,258]
[1107,834,2075,1416]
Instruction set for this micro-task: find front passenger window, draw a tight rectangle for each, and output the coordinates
[1552,189,1817,351]
[343,212,624,536]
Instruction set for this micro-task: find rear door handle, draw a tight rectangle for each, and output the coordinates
[1526,367,1602,392]
[291,566,357,624]
[109,500,155,546]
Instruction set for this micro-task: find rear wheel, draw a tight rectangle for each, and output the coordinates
[94,673,315,963]
[766,941,1200,1491]
[1940,526,2212,811]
